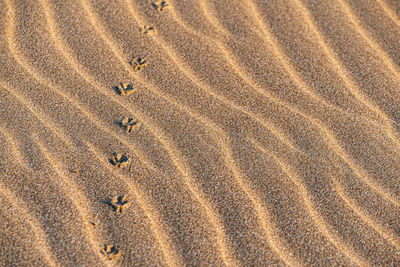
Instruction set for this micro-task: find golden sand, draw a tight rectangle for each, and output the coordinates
[1,0,400,265]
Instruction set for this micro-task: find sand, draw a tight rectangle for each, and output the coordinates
[1,0,400,265]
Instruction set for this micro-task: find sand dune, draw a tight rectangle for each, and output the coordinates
[1,0,400,265]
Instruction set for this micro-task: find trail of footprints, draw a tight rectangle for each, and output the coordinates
[86,2,168,262]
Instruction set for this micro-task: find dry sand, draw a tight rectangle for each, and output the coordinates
[1,0,400,265]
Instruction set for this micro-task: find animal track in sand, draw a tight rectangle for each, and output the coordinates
[141,25,156,34]
[100,244,121,261]
[152,1,169,12]
[110,153,131,169]
[116,81,135,96]
[120,117,138,133]
[130,57,147,71]
[108,195,132,213]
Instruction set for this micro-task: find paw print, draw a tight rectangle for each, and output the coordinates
[100,245,121,261]
[130,57,147,71]
[116,82,135,96]
[120,117,138,133]
[141,25,155,34]
[152,1,169,11]
[110,153,131,168]
[109,195,131,213]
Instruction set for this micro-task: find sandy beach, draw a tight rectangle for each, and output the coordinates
[1,0,400,265]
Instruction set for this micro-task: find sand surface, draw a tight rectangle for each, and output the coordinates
[1,0,400,266]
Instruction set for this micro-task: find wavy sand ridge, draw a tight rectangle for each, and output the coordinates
[1,0,400,265]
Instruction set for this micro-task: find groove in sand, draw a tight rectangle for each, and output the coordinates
[0,81,73,147]
[33,136,106,263]
[0,183,59,267]
[0,126,30,168]
[293,0,400,152]
[249,138,369,266]
[336,0,400,81]
[198,0,231,37]
[329,177,400,250]
[219,137,301,266]
[162,0,392,134]
[376,0,400,29]
[223,0,400,209]
[242,0,356,117]
[211,38,400,212]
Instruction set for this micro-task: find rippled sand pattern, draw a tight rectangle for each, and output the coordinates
[1,0,400,266]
